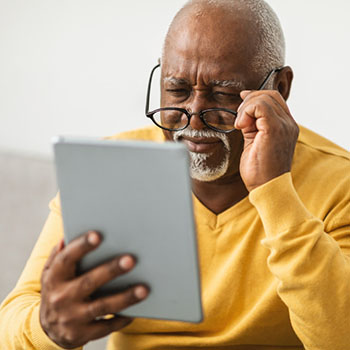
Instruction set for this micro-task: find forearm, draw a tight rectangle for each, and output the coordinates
[250,173,350,350]
[0,201,81,350]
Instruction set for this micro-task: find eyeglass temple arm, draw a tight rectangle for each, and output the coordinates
[258,67,284,91]
[145,63,161,114]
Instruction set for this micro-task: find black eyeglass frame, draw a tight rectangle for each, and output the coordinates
[145,63,283,133]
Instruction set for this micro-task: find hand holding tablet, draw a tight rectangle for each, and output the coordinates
[40,230,148,349]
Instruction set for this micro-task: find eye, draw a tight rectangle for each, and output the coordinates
[213,91,242,103]
[166,88,188,94]
[165,88,190,100]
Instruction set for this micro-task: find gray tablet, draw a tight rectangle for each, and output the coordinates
[53,136,203,323]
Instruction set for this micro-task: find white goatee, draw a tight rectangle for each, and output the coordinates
[173,127,231,182]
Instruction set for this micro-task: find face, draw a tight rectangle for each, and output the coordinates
[161,7,264,182]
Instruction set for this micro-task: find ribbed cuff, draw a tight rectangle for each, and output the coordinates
[249,173,313,237]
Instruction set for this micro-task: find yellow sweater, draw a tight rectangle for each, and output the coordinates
[0,126,349,350]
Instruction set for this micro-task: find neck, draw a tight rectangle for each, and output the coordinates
[191,172,249,215]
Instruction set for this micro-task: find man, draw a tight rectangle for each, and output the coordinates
[1,0,349,349]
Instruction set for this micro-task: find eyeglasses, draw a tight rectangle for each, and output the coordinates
[145,64,283,133]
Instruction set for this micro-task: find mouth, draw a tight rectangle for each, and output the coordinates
[179,136,223,153]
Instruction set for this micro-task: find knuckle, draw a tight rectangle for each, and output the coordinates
[80,275,96,293]
[262,122,273,134]
[48,289,66,307]
[270,90,281,99]
[59,312,75,327]
[41,305,73,331]
[258,98,272,110]
[261,105,276,120]
[45,310,60,327]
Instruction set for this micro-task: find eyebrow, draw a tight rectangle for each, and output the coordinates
[163,77,189,85]
[210,79,245,90]
[163,76,245,90]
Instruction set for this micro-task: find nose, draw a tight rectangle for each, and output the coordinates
[187,94,208,130]
[188,111,205,130]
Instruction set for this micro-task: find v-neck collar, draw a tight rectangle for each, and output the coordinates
[192,193,253,229]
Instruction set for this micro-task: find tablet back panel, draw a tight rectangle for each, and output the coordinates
[53,137,202,323]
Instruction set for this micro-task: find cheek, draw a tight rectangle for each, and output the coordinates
[160,92,166,107]
[160,86,169,107]
[228,130,244,152]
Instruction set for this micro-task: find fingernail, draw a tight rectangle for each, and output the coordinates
[119,256,134,270]
[87,231,100,246]
[134,286,148,299]
[58,238,65,250]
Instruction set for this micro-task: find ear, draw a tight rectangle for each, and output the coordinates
[274,66,293,101]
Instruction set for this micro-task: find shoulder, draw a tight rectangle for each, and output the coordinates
[292,125,350,226]
[104,126,165,142]
[297,125,349,161]
[293,125,350,179]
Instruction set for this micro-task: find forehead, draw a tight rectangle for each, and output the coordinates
[163,74,245,91]
[161,46,256,88]
[162,8,259,85]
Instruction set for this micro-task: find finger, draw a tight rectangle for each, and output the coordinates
[86,316,133,342]
[241,90,291,117]
[58,238,65,251]
[42,239,65,272]
[235,94,288,131]
[72,255,136,299]
[235,100,272,130]
[51,231,102,280]
[84,285,149,320]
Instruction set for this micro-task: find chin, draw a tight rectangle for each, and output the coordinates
[189,150,230,182]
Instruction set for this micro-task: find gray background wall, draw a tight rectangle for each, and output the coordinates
[1,1,349,349]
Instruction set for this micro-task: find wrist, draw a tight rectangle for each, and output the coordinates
[245,169,291,192]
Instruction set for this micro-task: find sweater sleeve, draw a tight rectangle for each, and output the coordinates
[249,172,350,350]
[0,195,82,350]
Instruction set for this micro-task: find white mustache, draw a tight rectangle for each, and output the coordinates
[173,127,230,151]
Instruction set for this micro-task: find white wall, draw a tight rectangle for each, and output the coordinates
[0,0,349,158]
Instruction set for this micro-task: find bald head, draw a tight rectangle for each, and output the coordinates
[163,0,285,77]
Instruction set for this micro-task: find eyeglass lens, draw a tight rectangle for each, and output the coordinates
[152,110,237,131]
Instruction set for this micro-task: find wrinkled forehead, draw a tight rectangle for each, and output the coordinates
[162,7,260,75]
[162,19,259,86]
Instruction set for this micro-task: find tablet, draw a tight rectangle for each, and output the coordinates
[53,136,203,323]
